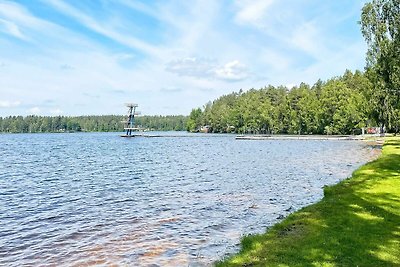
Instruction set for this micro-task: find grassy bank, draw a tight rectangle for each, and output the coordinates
[217,137,400,267]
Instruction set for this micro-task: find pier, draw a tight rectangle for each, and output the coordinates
[235,135,366,140]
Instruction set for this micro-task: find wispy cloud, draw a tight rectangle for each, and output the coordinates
[0,0,103,53]
[117,0,158,18]
[0,1,58,41]
[0,1,42,29]
[0,0,368,116]
[165,57,216,78]
[0,100,21,108]
[42,0,161,57]
[234,0,275,26]
[165,57,249,82]
[0,18,27,40]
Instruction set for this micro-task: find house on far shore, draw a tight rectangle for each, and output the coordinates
[361,126,383,135]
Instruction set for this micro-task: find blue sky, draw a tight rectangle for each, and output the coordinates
[0,0,368,116]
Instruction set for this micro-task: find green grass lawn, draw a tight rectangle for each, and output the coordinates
[216,137,400,267]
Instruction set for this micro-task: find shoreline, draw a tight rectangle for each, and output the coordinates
[216,137,400,266]
[235,134,382,141]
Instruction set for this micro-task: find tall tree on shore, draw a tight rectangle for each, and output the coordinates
[360,0,400,132]
[186,108,203,132]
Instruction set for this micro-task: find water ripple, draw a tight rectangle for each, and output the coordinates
[0,132,380,266]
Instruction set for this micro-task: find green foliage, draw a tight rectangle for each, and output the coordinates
[186,108,203,132]
[194,70,375,135]
[361,0,400,131]
[0,115,187,133]
[216,137,400,266]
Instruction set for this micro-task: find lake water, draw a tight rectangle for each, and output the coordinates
[0,132,380,266]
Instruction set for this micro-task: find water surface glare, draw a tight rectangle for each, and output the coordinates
[0,132,380,266]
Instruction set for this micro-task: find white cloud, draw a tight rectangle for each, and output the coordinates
[165,57,216,78]
[42,0,161,57]
[0,1,368,116]
[0,18,27,40]
[0,1,41,28]
[235,0,275,26]
[0,0,101,52]
[0,100,21,108]
[214,60,249,81]
[165,57,249,82]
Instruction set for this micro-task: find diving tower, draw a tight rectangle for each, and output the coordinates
[121,103,141,137]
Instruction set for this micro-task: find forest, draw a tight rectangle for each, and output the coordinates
[186,70,395,134]
[0,115,187,133]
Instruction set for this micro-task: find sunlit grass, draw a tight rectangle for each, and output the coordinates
[216,137,400,267]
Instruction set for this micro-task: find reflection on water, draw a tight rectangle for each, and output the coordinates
[0,132,380,266]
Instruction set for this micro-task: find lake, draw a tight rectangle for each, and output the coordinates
[0,132,380,266]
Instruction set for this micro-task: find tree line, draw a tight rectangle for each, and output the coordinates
[187,0,400,135]
[0,115,187,133]
[187,70,381,134]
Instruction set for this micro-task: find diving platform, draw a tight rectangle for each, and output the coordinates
[121,103,143,137]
